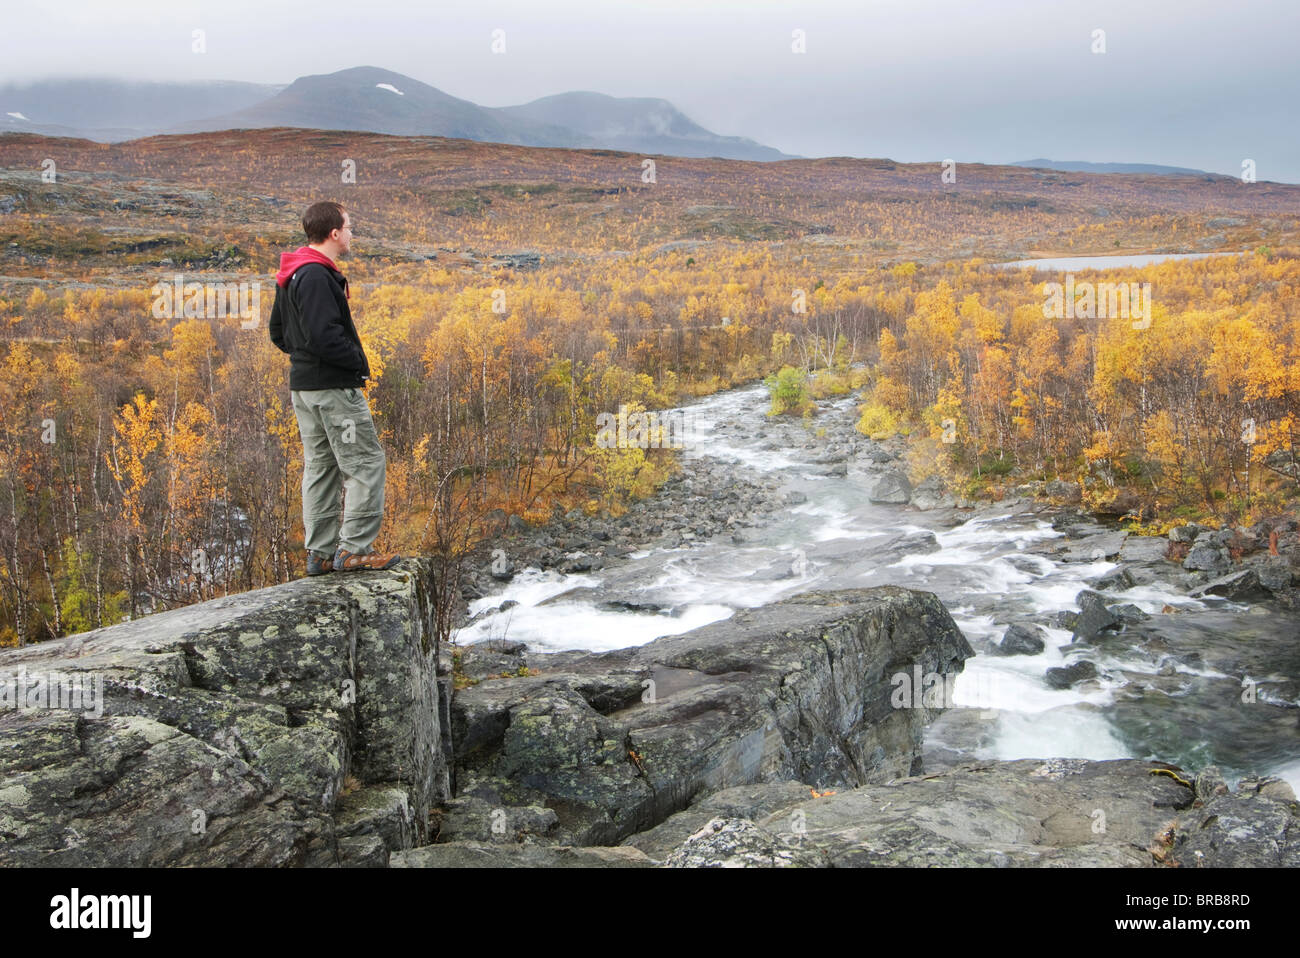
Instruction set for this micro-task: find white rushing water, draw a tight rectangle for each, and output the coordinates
[455,383,1300,791]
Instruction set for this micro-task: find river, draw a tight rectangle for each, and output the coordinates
[454,383,1300,793]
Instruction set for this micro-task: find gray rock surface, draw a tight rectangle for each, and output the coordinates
[0,560,447,866]
[391,842,656,867]
[1072,590,1122,641]
[1046,659,1100,689]
[450,586,972,846]
[866,469,912,504]
[994,623,1046,656]
[1184,543,1231,575]
[634,759,1295,867]
[1190,569,1271,602]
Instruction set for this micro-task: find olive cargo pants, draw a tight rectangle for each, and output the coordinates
[290,387,387,558]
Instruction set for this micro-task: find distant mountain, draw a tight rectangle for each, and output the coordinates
[499,91,794,161]
[0,77,282,142]
[167,66,591,148]
[1012,158,1215,177]
[0,66,792,161]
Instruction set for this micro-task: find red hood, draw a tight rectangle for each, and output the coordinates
[276,247,340,289]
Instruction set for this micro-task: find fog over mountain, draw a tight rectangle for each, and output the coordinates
[1,0,1296,180]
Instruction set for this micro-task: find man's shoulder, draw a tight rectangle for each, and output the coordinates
[293,261,339,285]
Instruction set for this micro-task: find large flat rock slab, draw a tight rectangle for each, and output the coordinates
[449,586,973,846]
[629,758,1298,867]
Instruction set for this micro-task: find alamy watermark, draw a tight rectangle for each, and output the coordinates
[891,664,1000,717]
[1,667,103,718]
[1043,275,1152,329]
[151,274,261,328]
[595,405,701,449]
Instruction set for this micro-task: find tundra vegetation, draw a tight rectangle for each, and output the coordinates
[0,128,1297,643]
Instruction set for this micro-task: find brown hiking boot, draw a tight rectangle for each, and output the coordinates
[305,550,334,576]
[332,547,402,572]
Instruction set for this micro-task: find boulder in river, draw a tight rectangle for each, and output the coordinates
[1056,529,1128,562]
[1045,659,1099,689]
[910,474,955,511]
[1072,590,1122,641]
[1091,565,1136,592]
[866,469,912,504]
[1189,569,1271,602]
[994,623,1046,656]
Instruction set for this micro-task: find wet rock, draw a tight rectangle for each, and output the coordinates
[749,552,812,581]
[1057,530,1127,562]
[1046,659,1099,689]
[994,623,1046,656]
[1052,610,1079,631]
[1092,566,1136,592]
[1072,590,1122,640]
[1190,569,1271,602]
[1108,603,1150,624]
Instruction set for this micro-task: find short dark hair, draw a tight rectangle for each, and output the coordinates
[302,202,346,244]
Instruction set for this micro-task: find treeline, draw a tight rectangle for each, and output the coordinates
[856,250,1300,513]
[1,246,1296,644]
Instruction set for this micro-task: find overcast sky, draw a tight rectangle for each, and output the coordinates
[2,0,1297,181]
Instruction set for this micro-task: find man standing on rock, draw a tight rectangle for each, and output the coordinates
[269,201,401,575]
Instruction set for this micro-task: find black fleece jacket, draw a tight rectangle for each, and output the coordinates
[268,262,371,390]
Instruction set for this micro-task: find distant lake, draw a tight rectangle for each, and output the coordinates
[992,251,1247,271]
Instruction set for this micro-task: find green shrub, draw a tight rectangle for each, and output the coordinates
[765,366,810,416]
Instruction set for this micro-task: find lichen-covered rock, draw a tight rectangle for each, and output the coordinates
[664,817,828,867]
[651,759,1200,867]
[1165,774,1298,867]
[0,560,445,866]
